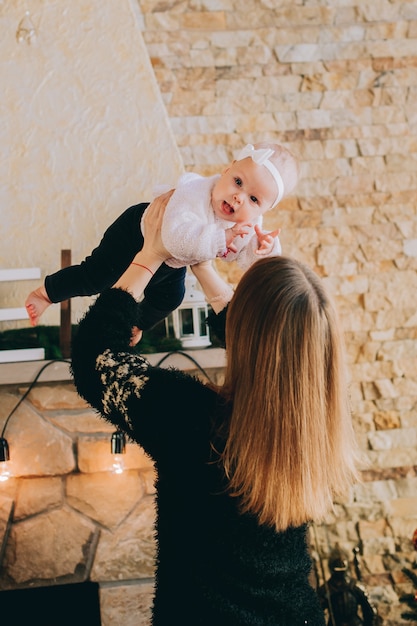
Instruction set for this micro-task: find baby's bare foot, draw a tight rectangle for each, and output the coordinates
[25,286,52,326]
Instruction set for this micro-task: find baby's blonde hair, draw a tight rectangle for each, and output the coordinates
[254,141,300,202]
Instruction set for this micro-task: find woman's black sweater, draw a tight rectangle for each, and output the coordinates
[71,288,325,626]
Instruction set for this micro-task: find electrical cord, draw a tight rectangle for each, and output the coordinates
[0,359,70,439]
[155,350,213,382]
[1,349,213,439]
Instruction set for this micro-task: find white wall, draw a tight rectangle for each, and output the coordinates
[1,0,183,326]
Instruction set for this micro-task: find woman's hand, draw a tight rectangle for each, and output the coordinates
[113,190,174,300]
[141,191,173,262]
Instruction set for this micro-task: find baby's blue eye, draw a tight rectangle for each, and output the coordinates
[235,177,242,187]
[250,196,258,204]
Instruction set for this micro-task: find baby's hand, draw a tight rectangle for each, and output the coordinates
[225,223,252,250]
[254,225,281,256]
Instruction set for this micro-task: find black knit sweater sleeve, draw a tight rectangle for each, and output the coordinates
[71,287,217,458]
[70,288,142,410]
[206,305,228,347]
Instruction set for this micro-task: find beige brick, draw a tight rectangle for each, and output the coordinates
[27,383,87,410]
[317,244,357,267]
[305,157,352,178]
[322,71,359,91]
[372,105,407,125]
[6,404,75,478]
[324,273,369,296]
[358,518,391,540]
[4,508,96,584]
[189,48,216,67]
[361,553,391,573]
[353,480,398,504]
[211,30,254,49]
[337,308,375,333]
[143,13,176,31]
[392,375,417,398]
[213,47,237,66]
[92,496,156,581]
[385,497,417,517]
[100,582,154,626]
[374,411,401,431]
[352,155,386,174]
[66,471,145,529]
[366,21,409,40]
[183,11,226,30]
[202,93,266,115]
[357,137,395,156]
[14,477,63,520]
[232,113,284,133]
[297,108,333,129]
[368,428,417,451]
[335,174,375,196]
[237,44,273,66]
[350,364,397,385]
[368,448,417,469]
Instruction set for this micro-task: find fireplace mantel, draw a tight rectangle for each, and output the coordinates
[0,348,226,386]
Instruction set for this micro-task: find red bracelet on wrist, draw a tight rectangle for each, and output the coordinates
[131,262,154,276]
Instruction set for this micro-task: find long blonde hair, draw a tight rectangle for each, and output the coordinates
[219,256,359,532]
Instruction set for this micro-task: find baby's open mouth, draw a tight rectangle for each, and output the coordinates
[222,201,235,215]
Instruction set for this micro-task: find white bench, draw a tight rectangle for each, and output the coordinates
[0,268,45,363]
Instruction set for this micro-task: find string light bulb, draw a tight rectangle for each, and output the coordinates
[111,430,126,474]
[0,360,71,486]
[0,437,11,482]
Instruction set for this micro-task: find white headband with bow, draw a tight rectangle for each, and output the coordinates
[236,144,284,207]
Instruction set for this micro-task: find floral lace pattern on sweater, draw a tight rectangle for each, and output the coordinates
[96,349,149,433]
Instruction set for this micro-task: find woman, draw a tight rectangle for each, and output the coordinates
[71,194,359,625]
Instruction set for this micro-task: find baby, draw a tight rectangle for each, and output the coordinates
[26,142,299,332]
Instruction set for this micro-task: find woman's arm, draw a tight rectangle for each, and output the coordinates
[191,261,234,348]
[70,189,220,457]
[113,191,173,300]
[191,261,234,314]
[71,286,214,458]
[72,194,172,399]
[71,287,146,414]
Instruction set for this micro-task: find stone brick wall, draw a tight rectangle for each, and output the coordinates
[136,2,417,623]
[0,356,224,626]
[0,381,155,626]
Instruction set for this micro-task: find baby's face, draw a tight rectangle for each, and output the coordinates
[211,157,278,224]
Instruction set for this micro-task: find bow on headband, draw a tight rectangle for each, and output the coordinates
[236,143,284,207]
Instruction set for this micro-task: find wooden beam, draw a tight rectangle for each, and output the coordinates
[59,250,72,359]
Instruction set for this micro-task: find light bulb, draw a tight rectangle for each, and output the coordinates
[0,461,11,482]
[110,431,126,474]
[0,438,10,481]
[111,454,125,475]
